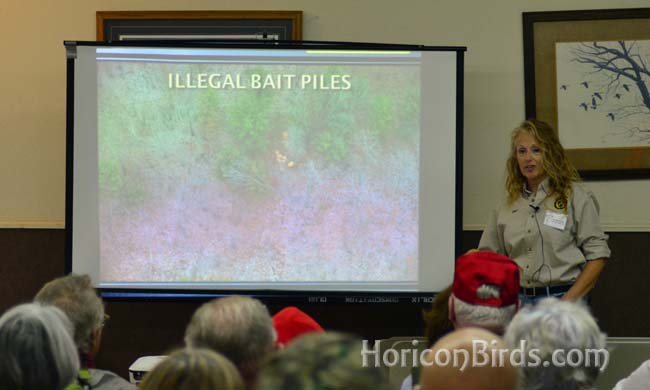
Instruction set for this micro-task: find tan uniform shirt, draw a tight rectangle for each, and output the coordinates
[478,179,610,288]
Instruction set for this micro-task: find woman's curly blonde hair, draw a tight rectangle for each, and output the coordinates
[506,119,580,205]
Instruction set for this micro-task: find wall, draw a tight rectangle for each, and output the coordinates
[2,0,650,230]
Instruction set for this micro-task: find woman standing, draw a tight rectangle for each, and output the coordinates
[478,119,610,303]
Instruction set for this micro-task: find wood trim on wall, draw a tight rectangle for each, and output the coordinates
[96,10,303,41]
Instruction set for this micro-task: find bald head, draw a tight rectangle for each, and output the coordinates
[420,327,518,390]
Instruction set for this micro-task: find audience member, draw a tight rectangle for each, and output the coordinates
[256,332,389,390]
[139,348,244,390]
[184,295,276,388]
[401,285,455,390]
[504,298,607,390]
[422,284,454,346]
[0,303,79,390]
[420,327,518,390]
[34,273,135,389]
[614,359,650,390]
[403,252,518,390]
[272,306,324,346]
[450,251,520,334]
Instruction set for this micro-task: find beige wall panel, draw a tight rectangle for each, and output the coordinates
[1,0,649,229]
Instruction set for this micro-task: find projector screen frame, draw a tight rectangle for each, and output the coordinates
[64,40,466,301]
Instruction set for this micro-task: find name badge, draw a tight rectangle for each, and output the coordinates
[544,211,567,230]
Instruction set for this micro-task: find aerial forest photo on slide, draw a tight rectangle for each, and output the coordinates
[98,58,420,284]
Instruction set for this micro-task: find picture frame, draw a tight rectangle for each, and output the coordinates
[97,10,302,42]
[523,8,650,179]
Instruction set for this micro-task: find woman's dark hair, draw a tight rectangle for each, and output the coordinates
[422,284,454,346]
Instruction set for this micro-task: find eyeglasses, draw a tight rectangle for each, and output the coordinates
[101,314,110,328]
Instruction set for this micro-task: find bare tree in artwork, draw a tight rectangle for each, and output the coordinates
[567,40,650,143]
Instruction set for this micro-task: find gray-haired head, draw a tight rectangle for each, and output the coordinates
[256,332,389,390]
[0,303,80,390]
[184,295,275,380]
[504,298,607,390]
[35,273,105,354]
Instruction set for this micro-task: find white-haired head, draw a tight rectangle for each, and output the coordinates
[504,298,606,390]
[0,303,80,390]
[449,284,518,334]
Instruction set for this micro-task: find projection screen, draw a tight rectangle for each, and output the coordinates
[65,41,464,295]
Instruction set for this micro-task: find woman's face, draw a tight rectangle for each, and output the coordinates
[515,132,546,190]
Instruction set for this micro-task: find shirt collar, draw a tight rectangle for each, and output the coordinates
[523,177,550,198]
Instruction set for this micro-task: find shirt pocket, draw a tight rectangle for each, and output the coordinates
[541,209,584,263]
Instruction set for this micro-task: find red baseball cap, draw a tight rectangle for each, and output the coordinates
[452,251,520,307]
[272,306,324,345]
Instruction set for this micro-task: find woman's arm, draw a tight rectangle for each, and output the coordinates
[561,259,606,301]
[562,185,610,301]
[478,208,505,254]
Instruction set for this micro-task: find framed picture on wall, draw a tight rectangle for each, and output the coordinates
[523,8,650,179]
[97,10,302,41]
